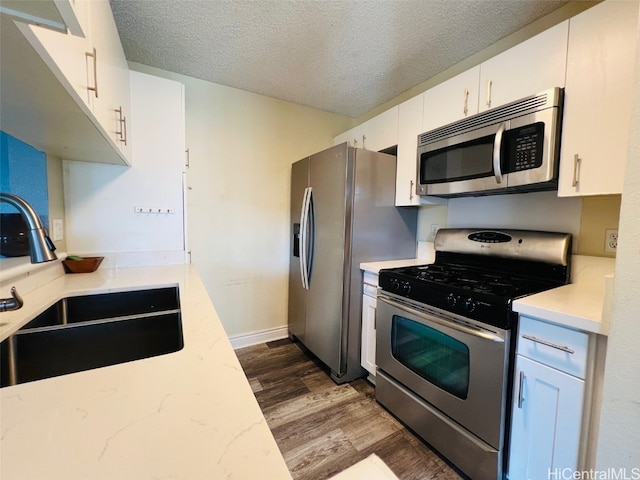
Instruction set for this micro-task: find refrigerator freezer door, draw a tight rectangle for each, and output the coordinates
[288,158,309,342]
[304,145,349,375]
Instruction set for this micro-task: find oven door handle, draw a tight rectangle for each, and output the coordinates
[379,295,505,344]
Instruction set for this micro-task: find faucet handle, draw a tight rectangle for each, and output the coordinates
[0,287,24,312]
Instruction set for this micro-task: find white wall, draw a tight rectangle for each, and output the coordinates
[446,191,583,246]
[64,71,186,266]
[595,8,640,469]
[129,63,352,339]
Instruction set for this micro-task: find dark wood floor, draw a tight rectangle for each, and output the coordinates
[235,339,464,480]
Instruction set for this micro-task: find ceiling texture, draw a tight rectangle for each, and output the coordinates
[109,0,571,118]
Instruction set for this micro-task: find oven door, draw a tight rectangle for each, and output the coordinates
[376,293,510,449]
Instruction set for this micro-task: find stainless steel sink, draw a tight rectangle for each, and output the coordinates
[0,287,183,387]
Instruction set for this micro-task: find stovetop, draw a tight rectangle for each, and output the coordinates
[378,228,572,330]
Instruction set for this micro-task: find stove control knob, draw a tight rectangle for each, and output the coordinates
[465,298,477,313]
[390,278,400,292]
[401,282,412,295]
[445,294,457,307]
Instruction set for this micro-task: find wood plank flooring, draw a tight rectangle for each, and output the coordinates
[235,339,465,480]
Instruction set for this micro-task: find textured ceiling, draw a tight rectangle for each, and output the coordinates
[109,0,569,118]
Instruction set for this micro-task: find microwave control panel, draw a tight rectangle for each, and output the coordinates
[505,122,545,173]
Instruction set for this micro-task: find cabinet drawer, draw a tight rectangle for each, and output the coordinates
[363,283,378,297]
[518,316,589,379]
[363,271,379,287]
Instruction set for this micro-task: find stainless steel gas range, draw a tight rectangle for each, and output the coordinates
[375,228,572,480]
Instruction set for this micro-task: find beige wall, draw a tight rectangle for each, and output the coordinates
[130,62,351,338]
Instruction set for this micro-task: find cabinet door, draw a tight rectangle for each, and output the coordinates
[334,125,362,148]
[396,94,423,206]
[88,0,132,161]
[422,66,480,133]
[508,355,585,480]
[0,0,89,36]
[17,15,94,112]
[360,293,377,376]
[558,0,639,197]
[360,106,398,152]
[479,21,568,112]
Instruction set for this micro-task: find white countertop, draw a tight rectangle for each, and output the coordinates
[0,263,292,480]
[361,253,616,336]
[513,255,616,335]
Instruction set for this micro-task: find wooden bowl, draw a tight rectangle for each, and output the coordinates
[62,256,104,274]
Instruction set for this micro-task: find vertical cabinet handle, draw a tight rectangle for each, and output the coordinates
[517,371,526,408]
[486,79,492,108]
[86,47,99,98]
[409,180,414,201]
[116,107,127,145]
[463,88,469,115]
[572,154,581,187]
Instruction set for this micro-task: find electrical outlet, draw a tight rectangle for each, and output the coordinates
[605,229,618,253]
[52,219,64,241]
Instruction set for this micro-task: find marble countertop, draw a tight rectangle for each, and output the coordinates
[361,253,615,336]
[0,263,292,479]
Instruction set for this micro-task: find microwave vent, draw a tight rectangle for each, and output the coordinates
[419,88,562,147]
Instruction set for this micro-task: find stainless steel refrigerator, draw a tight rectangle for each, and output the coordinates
[288,143,417,384]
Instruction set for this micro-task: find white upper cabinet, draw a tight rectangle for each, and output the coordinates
[88,0,132,160]
[422,66,480,133]
[0,0,88,36]
[558,0,639,197]
[396,94,448,206]
[360,105,398,152]
[396,94,423,206]
[334,106,399,152]
[479,21,569,112]
[14,0,131,165]
[334,124,363,148]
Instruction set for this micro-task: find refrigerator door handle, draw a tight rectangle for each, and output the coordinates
[299,187,311,290]
[306,188,315,285]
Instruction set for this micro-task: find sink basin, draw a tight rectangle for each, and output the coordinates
[21,286,181,329]
[0,287,183,387]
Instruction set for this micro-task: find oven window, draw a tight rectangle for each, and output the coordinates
[391,315,470,399]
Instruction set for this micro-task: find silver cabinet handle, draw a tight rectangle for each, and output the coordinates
[517,371,526,408]
[463,88,469,115]
[521,334,575,354]
[572,154,581,187]
[86,47,98,98]
[116,107,127,145]
[486,79,492,108]
[409,180,414,201]
[493,122,506,184]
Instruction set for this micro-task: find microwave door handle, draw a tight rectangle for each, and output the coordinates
[493,122,506,184]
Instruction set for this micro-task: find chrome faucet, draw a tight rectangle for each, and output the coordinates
[0,192,57,263]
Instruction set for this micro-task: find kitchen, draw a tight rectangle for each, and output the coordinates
[1,0,639,478]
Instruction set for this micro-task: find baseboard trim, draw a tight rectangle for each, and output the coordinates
[229,326,289,350]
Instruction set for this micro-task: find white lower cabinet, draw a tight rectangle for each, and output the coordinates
[508,355,585,480]
[361,273,379,379]
[508,316,593,480]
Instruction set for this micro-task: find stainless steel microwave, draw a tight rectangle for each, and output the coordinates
[416,87,564,197]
